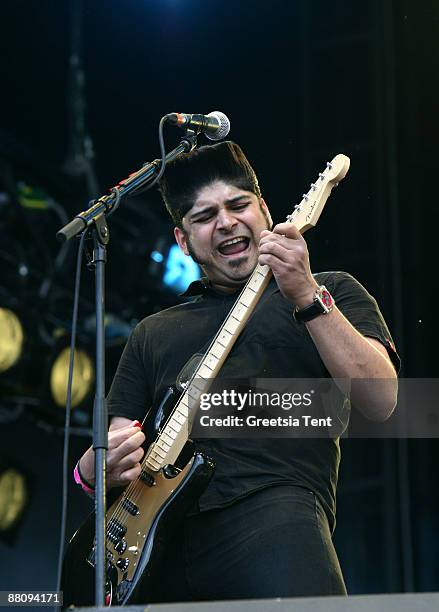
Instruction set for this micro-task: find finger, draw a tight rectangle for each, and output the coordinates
[272,222,303,239]
[258,249,292,268]
[258,241,291,263]
[108,430,146,462]
[259,231,282,246]
[108,445,144,473]
[108,423,144,450]
[260,233,304,255]
[114,463,142,486]
[109,417,142,432]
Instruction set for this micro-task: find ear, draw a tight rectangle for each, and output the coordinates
[174,226,190,256]
[260,198,273,228]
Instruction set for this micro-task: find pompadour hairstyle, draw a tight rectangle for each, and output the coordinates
[159,141,262,228]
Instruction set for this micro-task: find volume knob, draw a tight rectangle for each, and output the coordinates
[116,558,129,571]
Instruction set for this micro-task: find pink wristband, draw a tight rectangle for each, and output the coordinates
[74,461,95,496]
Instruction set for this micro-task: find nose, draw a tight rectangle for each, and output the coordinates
[216,209,237,232]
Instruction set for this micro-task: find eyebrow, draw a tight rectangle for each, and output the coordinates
[188,195,251,221]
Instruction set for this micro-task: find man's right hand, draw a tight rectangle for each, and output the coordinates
[78,417,146,489]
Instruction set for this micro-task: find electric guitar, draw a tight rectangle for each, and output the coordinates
[61,153,350,607]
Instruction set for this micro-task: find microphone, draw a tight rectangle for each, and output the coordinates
[166,111,230,141]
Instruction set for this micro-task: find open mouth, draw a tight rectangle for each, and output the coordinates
[217,236,250,257]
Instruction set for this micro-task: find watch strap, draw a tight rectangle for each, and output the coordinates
[294,285,334,322]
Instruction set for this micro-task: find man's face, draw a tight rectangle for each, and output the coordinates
[174,180,272,292]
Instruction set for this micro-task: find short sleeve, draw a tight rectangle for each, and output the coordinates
[107,324,153,421]
[317,271,401,373]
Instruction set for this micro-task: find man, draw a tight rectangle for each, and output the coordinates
[77,141,399,601]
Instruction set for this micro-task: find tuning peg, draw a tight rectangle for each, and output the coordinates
[326,162,333,169]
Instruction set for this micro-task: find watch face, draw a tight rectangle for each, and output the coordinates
[321,290,333,308]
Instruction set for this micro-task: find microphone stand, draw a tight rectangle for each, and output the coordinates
[57,131,198,606]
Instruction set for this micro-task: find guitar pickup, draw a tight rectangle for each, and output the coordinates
[122,498,139,516]
[107,518,127,544]
[140,469,155,487]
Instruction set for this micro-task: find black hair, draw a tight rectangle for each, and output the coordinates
[159,141,261,228]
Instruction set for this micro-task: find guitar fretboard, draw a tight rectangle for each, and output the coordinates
[144,263,271,471]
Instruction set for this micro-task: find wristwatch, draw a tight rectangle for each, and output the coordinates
[294,285,335,322]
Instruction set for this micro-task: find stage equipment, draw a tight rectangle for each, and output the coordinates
[50,346,94,409]
[0,466,29,545]
[166,111,231,141]
[0,308,24,373]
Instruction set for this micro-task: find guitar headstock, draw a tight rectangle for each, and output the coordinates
[287,153,350,234]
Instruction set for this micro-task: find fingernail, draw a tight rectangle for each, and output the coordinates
[132,420,143,429]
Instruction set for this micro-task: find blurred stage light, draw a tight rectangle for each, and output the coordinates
[0,468,28,535]
[0,308,24,373]
[148,239,201,295]
[150,250,164,263]
[163,244,201,294]
[50,347,94,408]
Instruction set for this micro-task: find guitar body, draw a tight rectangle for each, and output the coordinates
[62,450,215,607]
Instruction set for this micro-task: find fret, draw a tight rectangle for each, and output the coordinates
[232,303,245,319]
[186,387,204,408]
[239,289,255,307]
[256,265,269,277]
[164,428,177,440]
[168,421,182,433]
[150,447,166,460]
[162,432,174,445]
[146,457,161,471]
[210,342,224,359]
[174,411,186,425]
[178,396,190,415]
[224,316,240,335]
[205,354,219,369]
[197,364,216,380]
[156,439,170,452]
[219,329,232,342]
[187,388,201,403]
[177,403,189,418]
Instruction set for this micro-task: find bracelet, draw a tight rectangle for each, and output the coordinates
[73,461,95,495]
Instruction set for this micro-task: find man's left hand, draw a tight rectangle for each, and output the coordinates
[258,222,318,307]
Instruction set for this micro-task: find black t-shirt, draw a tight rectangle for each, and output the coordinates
[107,271,400,530]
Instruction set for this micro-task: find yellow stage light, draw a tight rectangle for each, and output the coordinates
[50,347,94,408]
[0,468,28,532]
[0,308,24,373]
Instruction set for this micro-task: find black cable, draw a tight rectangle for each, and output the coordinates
[128,115,168,197]
[55,228,88,608]
[106,185,121,217]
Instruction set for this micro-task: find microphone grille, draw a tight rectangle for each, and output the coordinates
[206,111,231,141]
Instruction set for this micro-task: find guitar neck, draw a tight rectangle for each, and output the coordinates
[144,263,272,471]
